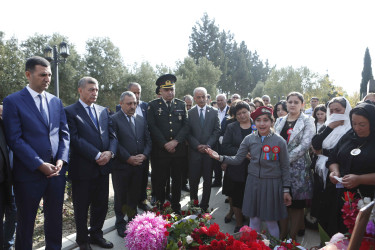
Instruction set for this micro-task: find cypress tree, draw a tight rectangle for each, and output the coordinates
[360,47,374,98]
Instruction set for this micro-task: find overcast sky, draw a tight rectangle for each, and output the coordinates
[2,0,375,95]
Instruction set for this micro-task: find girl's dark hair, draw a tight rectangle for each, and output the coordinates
[234,101,250,115]
[328,97,346,109]
[273,100,287,119]
[286,92,304,103]
[313,104,327,124]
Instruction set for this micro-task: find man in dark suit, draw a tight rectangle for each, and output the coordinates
[0,112,11,249]
[2,56,70,250]
[115,83,150,210]
[65,77,117,250]
[188,87,220,212]
[111,91,151,237]
[211,94,230,187]
[147,74,189,213]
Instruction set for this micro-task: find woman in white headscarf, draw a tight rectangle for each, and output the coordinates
[310,97,351,236]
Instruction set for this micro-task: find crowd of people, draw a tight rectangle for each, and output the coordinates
[1,56,375,250]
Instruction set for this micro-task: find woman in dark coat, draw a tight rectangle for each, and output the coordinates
[221,101,253,232]
[328,101,375,234]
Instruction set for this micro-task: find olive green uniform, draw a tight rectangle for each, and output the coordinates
[147,98,188,211]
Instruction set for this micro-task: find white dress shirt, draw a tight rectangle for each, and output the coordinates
[26,85,49,123]
[79,99,101,160]
[218,105,228,123]
[197,105,207,119]
[135,101,144,117]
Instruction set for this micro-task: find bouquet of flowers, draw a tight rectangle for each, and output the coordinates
[125,212,169,250]
[341,191,359,234]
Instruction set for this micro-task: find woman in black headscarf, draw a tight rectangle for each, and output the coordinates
[327,101,375,234]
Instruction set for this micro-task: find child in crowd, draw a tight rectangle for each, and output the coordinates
[206,106,291,238]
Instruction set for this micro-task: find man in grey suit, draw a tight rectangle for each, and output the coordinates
[111,91,151,237]
[188,87,221,211]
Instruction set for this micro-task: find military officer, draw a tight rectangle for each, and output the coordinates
[147,74,188,213]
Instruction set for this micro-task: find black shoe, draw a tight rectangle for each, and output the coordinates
[78,243,92,250]
[151,196,157,206]
[234,226,243,233]
[89,237,114,249]
[211,182,222,187]
[201,207,209,213]
[224,216,232,223]
[297,229,305,237]
[181,185,190,192]
[117,227,126,238]
[138,201,151,211]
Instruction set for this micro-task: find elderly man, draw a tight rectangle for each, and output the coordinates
[305,97,319,116]
[188,87,220,212]
[3,56,69,250]
[231,94,241,102]
[147,74,189,214]
[65,77,117,249]
[262,95,271,106]
[211,94,229,187]
[111,91,151,237]
[116,83,150,211]
[183,95,193,111]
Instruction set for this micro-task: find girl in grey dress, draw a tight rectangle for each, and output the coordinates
[206,106,292,239]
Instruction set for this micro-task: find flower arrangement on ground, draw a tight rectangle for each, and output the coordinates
[323,191,375,249]
[125,212,169,250]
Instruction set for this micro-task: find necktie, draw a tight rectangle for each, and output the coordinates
[38,94,48,125]
[200,108,205,127]
[128,115,136,135]
[166,101,171,111]
[87,106,99,129]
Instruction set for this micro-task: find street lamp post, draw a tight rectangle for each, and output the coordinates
[43,41,70,98]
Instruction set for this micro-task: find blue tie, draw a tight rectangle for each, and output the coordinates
[38,94,48,125]
[200,108,205,127]
[87,106,99,129]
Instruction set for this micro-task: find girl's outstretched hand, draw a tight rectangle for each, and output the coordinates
[205,148,220,161]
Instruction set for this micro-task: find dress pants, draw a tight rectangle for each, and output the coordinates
[112,165,143,228]
[155,157,182,211]
[139,159,149,202]
[189,152,213,210]
[72,175,109,245]
[14,174,66,250]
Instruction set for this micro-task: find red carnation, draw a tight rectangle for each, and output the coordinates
[164,231,169,236]
[163,201,171,208]
[210,239,219,248]
[167,214,171,219]
[215,231,226,240]
[181,211,186,215]
[194,199,199,205]
[207,223,220,236]
[199,226,208,235]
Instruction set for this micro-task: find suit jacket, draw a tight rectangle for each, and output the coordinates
[65,101,117,180]
[0,120,11,203]
[116,101,148,119]
[111,111,151,170]
[2,87,70,182]
[219,106,230,136]
[188,105,221,152]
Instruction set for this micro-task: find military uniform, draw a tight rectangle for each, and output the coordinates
[147,97,188,211]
